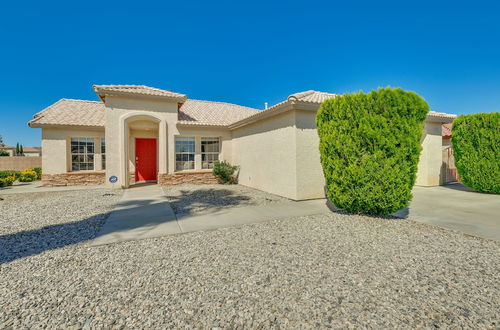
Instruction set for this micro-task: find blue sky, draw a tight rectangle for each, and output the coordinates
[0,0,499,146]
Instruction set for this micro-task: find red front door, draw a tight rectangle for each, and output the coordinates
[135,138,157,182]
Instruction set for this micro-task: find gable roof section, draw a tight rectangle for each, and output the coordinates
[229,90,337,129]
[93,85,187,102]
[178,99,259,127]
[28,99,105,128]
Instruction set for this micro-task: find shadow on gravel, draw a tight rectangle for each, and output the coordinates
[0,212,110,264]
[165,188,252,215]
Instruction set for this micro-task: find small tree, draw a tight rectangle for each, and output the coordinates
[316,87,429,215]
[19,144,24,156]
[0,135,4,147]
[15,142,20,156]
[452,112,499,193]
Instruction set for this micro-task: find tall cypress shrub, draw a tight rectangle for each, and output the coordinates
[316,87,429,215]
[452,113,499,193]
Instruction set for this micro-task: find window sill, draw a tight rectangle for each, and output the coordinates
[173,169,213,174]
[67,170,105,175]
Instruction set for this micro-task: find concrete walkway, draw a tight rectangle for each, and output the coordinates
[0,181,105,195]
[407,184,500,241]
[92,185,180,245]
[92,185,331,245]
[92,183,500,246]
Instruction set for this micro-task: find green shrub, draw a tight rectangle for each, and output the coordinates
[0,150,9,156]
[316,87,429,215]
[33,167,42,180]
[212,161,239,184]
[0,175,15,187]
[452,113,499,193]
[0,170,20,179]
[19,168,37,182]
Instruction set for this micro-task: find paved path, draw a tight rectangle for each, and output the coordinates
[407,184,500,241]
[92,183,500,245]
[91,185,331,245]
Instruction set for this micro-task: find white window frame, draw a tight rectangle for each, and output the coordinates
[201,137,220,169]
[175,136,195,171]
[70,137,95,171]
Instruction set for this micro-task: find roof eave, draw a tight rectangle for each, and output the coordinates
[426,113,457,124]
[93,87,187,103]
[176,122,230,130]
[28,122,105,130]
[228,100,320,130]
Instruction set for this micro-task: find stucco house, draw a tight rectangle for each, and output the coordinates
[28,85,456,200]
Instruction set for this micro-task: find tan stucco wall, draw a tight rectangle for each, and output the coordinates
[41,128,104,174]
[294,110,326,200]
[415,122,443,186]
[232,111,298,200]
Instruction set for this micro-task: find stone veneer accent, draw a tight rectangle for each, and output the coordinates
[129,172,136,185]
[158,171,219,185]
[42,172,106,187]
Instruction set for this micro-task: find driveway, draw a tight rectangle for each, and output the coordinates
[407,184,500,241]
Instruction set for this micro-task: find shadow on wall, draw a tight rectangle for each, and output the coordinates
[0,198,158,264]
[165,188,252,215]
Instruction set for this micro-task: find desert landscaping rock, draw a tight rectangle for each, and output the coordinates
[162,184,288,215]
[1,190,499,328]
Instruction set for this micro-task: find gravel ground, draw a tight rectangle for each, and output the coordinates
[162,184,288,214]
[1,190,499,328]
[0,189,122,264]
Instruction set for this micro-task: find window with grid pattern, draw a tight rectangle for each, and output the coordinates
[101,139,106,170]
[201,137,220,169]
[175,137,195,171]
[70,137,94,171]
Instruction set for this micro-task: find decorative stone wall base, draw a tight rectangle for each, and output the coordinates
[42,172,106,187]
[158,171,219,185]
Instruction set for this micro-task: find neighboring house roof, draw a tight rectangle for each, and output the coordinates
[23,147,41,153]
[93,85,187,102]
[178,99,259,127]
[28,99,105,128]
[0,145,15,150]
[442,123,452,138]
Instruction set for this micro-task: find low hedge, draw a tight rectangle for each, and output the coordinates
[0,175,16,187]
[316,87,429,215]
[0,170,20,179]
[19,168,38,182]
[452,112,499,193]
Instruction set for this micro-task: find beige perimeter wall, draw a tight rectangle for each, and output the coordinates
[0,156,42,171]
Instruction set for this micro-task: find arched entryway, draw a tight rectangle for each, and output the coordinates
[119,113,167,188]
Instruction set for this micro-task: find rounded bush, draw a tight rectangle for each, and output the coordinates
[212,161,239,184]
[452,113,499,193]
[316,87,429,215]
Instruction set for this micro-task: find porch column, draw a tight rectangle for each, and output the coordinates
[158,120,168,174]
